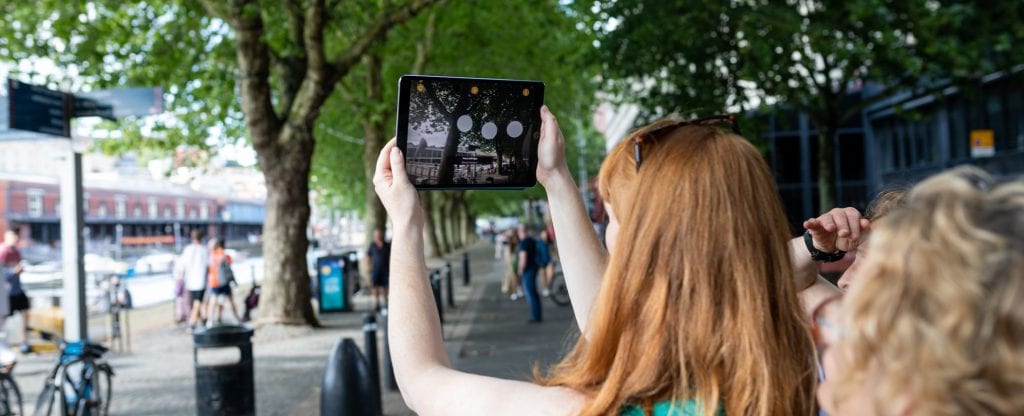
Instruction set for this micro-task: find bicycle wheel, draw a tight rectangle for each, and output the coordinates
[548,272,571,306]
[0,374,23,416]
[31,381,56,416]
[89,364,112,416]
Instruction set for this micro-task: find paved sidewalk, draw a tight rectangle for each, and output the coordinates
[4,240,579,415]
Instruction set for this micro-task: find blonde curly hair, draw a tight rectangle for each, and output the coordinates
[831,166,1024,415]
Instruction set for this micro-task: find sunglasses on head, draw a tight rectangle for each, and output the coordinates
[632,114,741,172]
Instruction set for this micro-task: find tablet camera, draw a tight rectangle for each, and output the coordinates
[482,122,497,140]
[507,121,523,138]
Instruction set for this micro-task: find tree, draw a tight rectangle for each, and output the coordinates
[0,0,440,325]
[312,0,602,258]
[576,0,1024,209]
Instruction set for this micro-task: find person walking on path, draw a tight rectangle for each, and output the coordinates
[537,229,554,296]
[176,230,209,330]
[367,229,391,311]
[517,225,543,323]
[501,228,522,300]
[0,230,27,352]
[206,238,240,326]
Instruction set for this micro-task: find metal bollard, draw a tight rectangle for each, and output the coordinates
[444,262,455,308]
[362,314,383,412]
[380,308,398,391]
[321,338,382,416]
[430,270,444,325]
[462,252,470,286]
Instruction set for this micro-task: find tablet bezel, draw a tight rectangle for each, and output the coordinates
[395,74,545,190]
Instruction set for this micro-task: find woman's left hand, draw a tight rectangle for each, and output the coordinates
[373,139,424,228]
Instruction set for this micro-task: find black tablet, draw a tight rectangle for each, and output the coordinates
[396,75,545,190]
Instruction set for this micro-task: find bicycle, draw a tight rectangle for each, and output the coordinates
[545,262,570,307]
[31,329,113,416]
[0,347,23,416]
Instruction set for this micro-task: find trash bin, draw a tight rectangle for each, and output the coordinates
[194,325,255,416]
[318,255,350,313]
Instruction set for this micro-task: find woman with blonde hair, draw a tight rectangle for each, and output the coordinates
[816,166,1024,415]
[374,106,817,415]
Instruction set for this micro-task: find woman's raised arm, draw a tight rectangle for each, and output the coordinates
[536,107,609,335]
[374,139,584,416]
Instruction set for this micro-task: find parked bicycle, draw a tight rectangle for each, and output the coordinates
[31,329,113,416]
[0,346,22,416]
[546,262,570,307]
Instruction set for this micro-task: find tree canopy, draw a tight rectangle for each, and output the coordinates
[575,0,1024,209]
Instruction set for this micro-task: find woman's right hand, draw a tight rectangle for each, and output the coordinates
[536,105,572,188]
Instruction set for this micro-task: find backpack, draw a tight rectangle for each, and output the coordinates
[536,240,550,267]
[217,258,236,289]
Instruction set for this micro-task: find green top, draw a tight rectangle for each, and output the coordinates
[620,401,724,416]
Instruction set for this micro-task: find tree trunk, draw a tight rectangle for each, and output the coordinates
[361,53,387,283]
[421,191,441,257]
[436,192,452,254]
[816,124,837,211]
[257,133,318,326]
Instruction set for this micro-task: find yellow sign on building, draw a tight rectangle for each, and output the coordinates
[970,130,995,158]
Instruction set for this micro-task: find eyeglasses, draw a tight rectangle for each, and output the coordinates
[811,294,845,354]
[632,114,741,172]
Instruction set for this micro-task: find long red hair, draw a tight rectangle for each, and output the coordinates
[537,122,816,415]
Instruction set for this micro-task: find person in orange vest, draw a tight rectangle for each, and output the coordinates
[205,238,241,327]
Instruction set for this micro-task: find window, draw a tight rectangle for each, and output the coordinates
[1007,90,1024,152]
[163,206,172,218]
[986,90,1008,151]
[948,99,968,159]
[27,189,44,217]
[114,195,127,219]
[176,199,185,218]
[148,197,158,219]
[98,202,108,218]
[200,202,210,220]
[190,208,198,219]
[133,203,143,218]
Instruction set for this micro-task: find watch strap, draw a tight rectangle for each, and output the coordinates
[804,230,846,263]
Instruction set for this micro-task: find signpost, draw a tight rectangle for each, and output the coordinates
[8,79,71,137]
[78,87,163,118]
[4,79,164,343]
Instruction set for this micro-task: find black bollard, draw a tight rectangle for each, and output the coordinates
[362,313,382,409]
[444,262,455,308]
[462,252,470,286]
[380,308,398,391]
[321,338,382,416]
[430,270,444,326]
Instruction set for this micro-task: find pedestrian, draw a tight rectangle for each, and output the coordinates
[205,238,240,326]
[176,230,209,330]
[0,230,27,352]
[366,229,391,311]
[501,228,521,299]
[537,228,554,296]
[493,227,505,260]
[816,167,1024,415]
[517,224,543,323]
[373,106,816,415]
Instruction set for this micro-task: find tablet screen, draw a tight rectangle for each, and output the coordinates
[397,75,545,189]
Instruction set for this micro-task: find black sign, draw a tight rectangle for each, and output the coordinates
[73,96,115,120]
[78,87,163,119]
[8,79,70,137]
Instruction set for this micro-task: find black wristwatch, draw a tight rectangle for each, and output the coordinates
[803,230,846,263]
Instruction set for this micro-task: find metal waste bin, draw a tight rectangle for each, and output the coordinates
[194,325,255,416]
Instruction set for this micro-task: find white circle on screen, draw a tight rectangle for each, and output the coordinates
[506,121,523,138]
[457,115,473,132]
[482,122,497,140]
